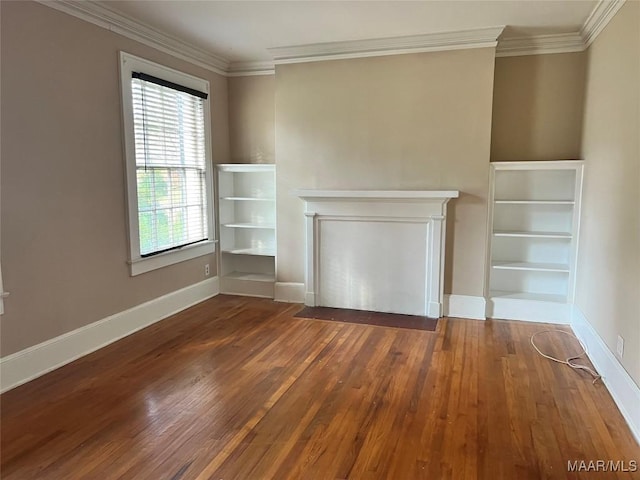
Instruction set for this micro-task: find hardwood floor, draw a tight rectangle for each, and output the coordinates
[1,295,638,479]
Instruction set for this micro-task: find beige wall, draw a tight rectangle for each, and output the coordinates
[0,1,229,356]
[576,1,640,386]
[229,75,275,163]
[7,1,636,385]
[491,52,586,161]
[275,48,497,296]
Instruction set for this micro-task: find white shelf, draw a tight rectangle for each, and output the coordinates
[493,230,572,239]
[488,161,583,322]
[217,163,276,297]
[223,271,275,282]
[221,196,275,201]
[492,160,583,170]
[222,223,275,229]
[494,200,575,205]
[221,246,276,256]
[491,261,570,273]
[217,163,275,173]
[490,290,567,303]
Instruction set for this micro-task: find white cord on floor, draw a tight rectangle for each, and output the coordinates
[530,329,602,384]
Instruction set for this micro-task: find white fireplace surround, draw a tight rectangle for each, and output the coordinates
[295,190,459,318]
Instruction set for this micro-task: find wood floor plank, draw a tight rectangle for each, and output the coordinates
[1,296,638,479]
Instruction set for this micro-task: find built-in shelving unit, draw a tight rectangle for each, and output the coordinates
[487,160,583,323]
[217,164,276,298]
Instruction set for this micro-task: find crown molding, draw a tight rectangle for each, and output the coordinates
[495,0,626,58]
[228,61,275,77]
[581,0,626,47]
[37,0,230,76]
[268,26,505,65]
[496,32,585,57]
[35,0,627,76]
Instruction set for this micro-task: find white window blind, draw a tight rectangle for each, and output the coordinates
[131,73,209,257]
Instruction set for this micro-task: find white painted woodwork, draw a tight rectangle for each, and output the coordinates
[487,161,584,323]
[572,306,640,444]
[217,164,276,297]
[43,0,626,76]
[0,277,220,393]
[269,27,504,65]
[120,52,216,276]
[296,190,458,318]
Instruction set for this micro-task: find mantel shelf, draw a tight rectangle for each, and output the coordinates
[295,189,459,201]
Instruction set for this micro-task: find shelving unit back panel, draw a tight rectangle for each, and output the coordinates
[226,201,275,226]
[232,171,275,199]
[221,228,275,253]
[490,269,568,298]
[219,223,237,251]
[494,169,576,201]
[491,236,571,264]
[220,253,275,277]
[216,164,277,298]
[493,203,574,233]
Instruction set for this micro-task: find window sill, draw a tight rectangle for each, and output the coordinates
[129,240,216,276]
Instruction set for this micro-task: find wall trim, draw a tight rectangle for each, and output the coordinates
[496,32,585,57]
[571,305,640,446]
[495,0,626,57]
[296,191,456,317]
[581,0,626,47]
[269,27,505,65]
[36,0,626,76]
[274,282,305,303]
[276,287,487,321]
[0,277,220,393]
[444,294,486,320]
[228,61,276,77]
[36,0,230,75]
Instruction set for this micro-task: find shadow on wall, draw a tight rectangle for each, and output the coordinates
[490,52,587,162]
[444,191,486,294]
[444,198,457,295]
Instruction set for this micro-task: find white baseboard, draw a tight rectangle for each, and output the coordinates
[427,301,441,318]
[274,282,305,303]
[0,277,220,393]
[274,288,487,320]
[304,292,316,305]
[488,297,571,324]
[444,294,486,320]
[571,305,640,446]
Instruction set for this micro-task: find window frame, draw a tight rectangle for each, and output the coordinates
[119,51,215,276]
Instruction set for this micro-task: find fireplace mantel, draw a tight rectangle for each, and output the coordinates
[296,189,459,318]
[295,190,460,200]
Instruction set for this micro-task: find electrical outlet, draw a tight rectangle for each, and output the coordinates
[204,264,210,277]
[616,335,624,358]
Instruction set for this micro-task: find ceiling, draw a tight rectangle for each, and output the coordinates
[102,0,599,64]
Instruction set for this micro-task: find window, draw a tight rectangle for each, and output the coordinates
[120,52,214,275]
